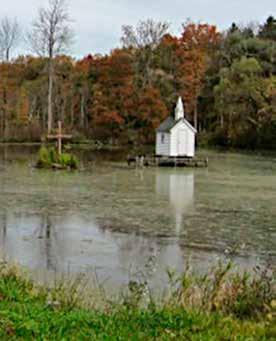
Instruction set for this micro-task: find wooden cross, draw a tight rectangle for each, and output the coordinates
[47,121,72,155]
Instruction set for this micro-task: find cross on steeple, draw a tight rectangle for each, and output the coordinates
[47,121,72,155]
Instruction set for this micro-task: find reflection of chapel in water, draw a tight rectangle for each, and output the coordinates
[156,171,194,234]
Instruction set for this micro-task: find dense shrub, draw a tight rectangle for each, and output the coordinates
[37,146,78,169]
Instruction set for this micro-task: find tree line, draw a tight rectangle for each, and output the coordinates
[0,0,275,149]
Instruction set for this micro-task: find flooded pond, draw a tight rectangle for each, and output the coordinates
[0,145,275,290]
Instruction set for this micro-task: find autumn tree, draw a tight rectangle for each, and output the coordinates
[0,61,24,137]
[151,34,182,110]
[52,55,75,126]
[134,87,167,143]
[178,22,220,130]
[90,50,134,141]
[29,0,73,134]
[121,19,169,88]
[20,56,48,128]
[74,55,94,130]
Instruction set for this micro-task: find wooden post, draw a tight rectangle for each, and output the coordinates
[58,121,62,155]
[47,121,72,155]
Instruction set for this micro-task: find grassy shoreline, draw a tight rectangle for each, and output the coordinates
[0,261,275,340]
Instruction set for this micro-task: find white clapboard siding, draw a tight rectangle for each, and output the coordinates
[186,129,195,157]
[156,132,170,156]
[169,121,195,157]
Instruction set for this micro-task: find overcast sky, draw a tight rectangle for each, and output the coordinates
[2,0,276,58]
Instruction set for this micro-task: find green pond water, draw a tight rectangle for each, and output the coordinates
[0,145,275,289]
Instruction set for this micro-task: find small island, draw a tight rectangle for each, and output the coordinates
[36,121,78,170]
[36,146,78,170]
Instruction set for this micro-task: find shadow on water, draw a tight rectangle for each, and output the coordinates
[0,145,275,289]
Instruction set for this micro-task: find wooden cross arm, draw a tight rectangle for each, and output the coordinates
[47,134,72,139]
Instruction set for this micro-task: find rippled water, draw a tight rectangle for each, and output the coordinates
[0,145,275,289]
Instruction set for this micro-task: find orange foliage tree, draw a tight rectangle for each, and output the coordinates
[178,22,221,130]
[0,61,24,137]
[89,49,134,141]
[134,87,168,143]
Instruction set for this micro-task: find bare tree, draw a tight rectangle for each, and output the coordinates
[29,0,73,134]
[121,19,170,87]
[0,17,20,62]
[121,19,170,49]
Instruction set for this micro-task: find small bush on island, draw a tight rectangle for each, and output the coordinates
[37,146,78,170]
[58,152,78,169]
[0,260,274,340]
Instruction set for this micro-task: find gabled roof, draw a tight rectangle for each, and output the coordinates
[181,118,197,134]
[157,116,175,132]
[157,116,197,134]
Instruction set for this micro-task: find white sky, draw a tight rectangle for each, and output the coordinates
[2,0,276,58]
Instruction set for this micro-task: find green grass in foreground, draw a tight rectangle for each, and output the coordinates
[0,262,275,340]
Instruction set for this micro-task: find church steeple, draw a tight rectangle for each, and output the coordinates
[175,97,184,121]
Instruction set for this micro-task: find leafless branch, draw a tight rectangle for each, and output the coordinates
[28,0,73,58]
[28,0,74,134]
[121,19,170,50]
[0,16,20,61]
